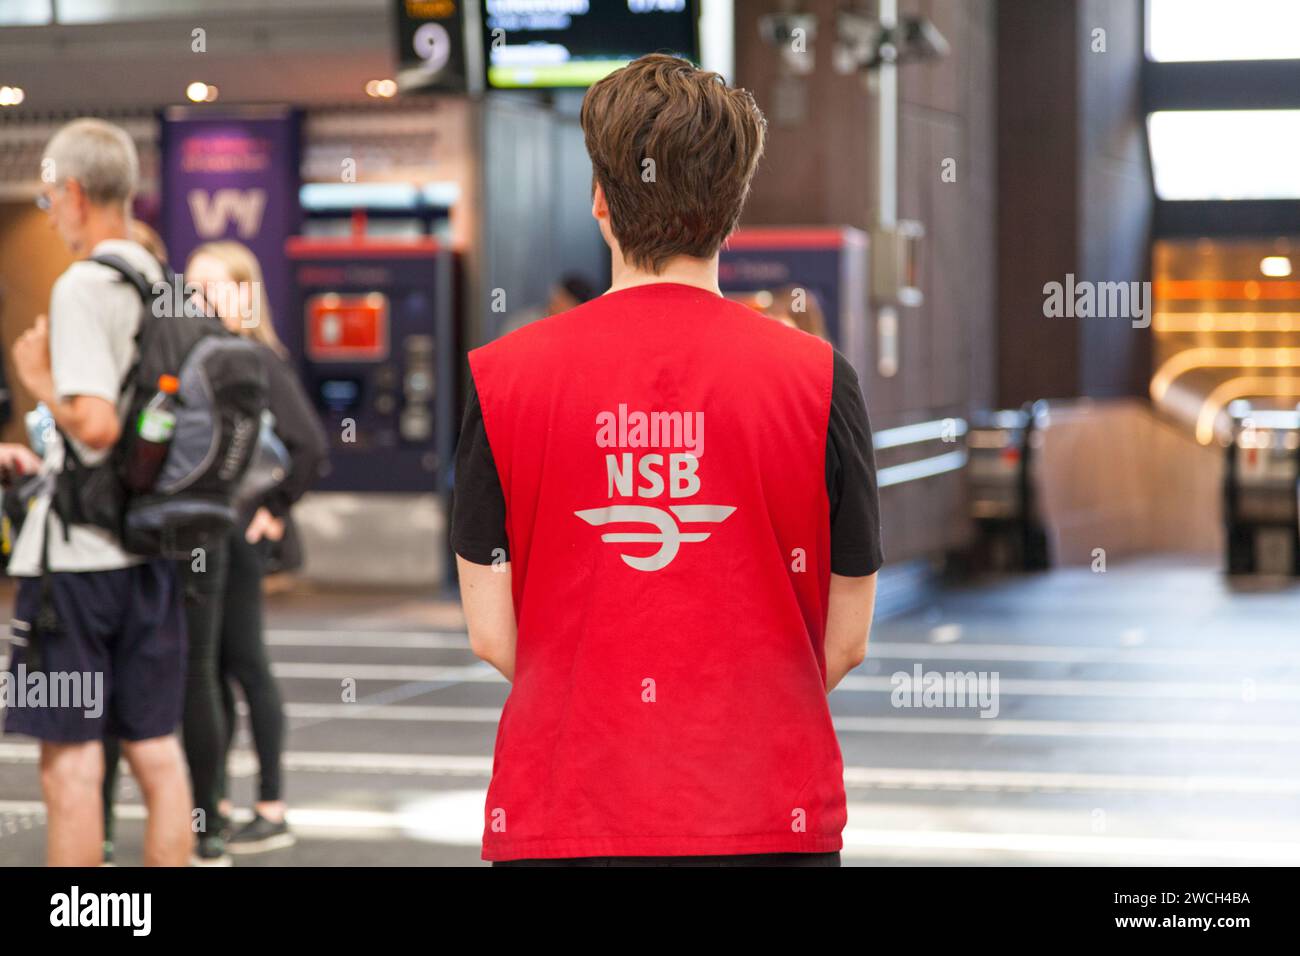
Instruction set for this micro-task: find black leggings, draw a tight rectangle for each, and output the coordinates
[179,530,229,827]
[103,528,286,835]
[214,531,284,804]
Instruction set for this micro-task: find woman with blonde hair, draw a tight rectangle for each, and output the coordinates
[187,240,288,355]
[181,240,327,860]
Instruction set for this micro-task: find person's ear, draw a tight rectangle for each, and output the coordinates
[591,181,608,222]
[64,178,86,215]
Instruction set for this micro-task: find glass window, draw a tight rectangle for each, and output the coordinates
[0,0,52,25]
[1147,110,1300,200]
[1149,0,1300,62]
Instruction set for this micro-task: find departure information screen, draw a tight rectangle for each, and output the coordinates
[483,0,698,89]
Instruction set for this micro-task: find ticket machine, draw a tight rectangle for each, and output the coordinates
[286,185,461,494]
[719,226,870,377]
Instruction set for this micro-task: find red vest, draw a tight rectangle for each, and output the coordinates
[471,282,845,859]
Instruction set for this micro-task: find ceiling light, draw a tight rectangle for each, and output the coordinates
[186,81,218,103]
[1261,256,1293,278]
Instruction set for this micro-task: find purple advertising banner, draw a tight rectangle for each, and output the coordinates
[160,107,301,352]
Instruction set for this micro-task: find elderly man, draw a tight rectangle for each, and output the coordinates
[4,119,191,867]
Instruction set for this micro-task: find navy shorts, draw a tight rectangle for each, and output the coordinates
[3,560,187,743]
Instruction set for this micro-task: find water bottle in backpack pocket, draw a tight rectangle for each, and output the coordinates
[125,374,179,492]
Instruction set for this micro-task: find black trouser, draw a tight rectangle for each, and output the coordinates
[180,529,231,828]
[493,852,842,867]
[213,530,284,805]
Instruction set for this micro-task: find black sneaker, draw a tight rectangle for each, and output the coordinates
[191,835,233,867]
[226,813,295,855]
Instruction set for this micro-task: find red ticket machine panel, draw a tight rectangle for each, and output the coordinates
[306,293,389,362]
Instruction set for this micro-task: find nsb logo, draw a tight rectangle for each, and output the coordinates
[576,402,734,572]
[575,503,736,572]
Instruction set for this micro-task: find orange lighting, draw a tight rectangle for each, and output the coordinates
[1154,312,1300,333]
[1153,278,1300,300]
[1150,347,1300,400]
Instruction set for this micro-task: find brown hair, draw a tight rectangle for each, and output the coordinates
[764,284,828,339]
[580,53,767,274]
[130,220,170,269]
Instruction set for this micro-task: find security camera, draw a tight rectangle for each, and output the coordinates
[834,11,949,73]
[759,12,819,75]
[759,12,818,47]
[897,16,950,63]
[833,10,880,74]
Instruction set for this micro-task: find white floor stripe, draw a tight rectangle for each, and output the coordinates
[20,633,1300,669]
[840,766,1300,795]
[837,673,1300,701]
[5,797,1297,864]
[272,663,496,682]
[266,630,468,650]
[830,715,1300,741]
[2,691,1292,741]
[277,704,1300,742]
[285,703,503,722]
[260,662,1300,703]
[839,828,1300,864]
[2,741,1295,795]
[260,633,1300,668]
[868,641,1300,666]
[4,652,1298,703]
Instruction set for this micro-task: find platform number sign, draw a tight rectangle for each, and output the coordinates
[394,0,470,92]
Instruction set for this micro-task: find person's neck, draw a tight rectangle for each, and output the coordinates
[77,209,130,258]
[606,253,721,297]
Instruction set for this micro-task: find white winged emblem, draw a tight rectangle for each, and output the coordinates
[574,504,737,571]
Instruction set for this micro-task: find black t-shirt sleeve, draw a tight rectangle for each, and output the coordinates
[826,350,884,576]
[452,352,883,575]
[450,373,510,565]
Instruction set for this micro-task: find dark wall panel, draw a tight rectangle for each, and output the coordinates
[997,0,1153,405]
[736,0,998,564]
[997,0,1081,407]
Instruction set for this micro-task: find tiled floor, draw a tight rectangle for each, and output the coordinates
[2,556,1298,866]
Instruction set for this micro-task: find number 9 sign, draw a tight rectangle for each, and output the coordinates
[413,22,452,74]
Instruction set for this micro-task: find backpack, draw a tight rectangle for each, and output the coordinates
[50,253,270,559]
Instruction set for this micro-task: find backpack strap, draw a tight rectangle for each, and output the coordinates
[89,253,165,401]
[90,253,154,303]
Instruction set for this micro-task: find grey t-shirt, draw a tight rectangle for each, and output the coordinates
[7,238,163,577]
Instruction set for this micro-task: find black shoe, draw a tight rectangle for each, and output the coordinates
[226,813,295,855]
[191,835,233,867]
